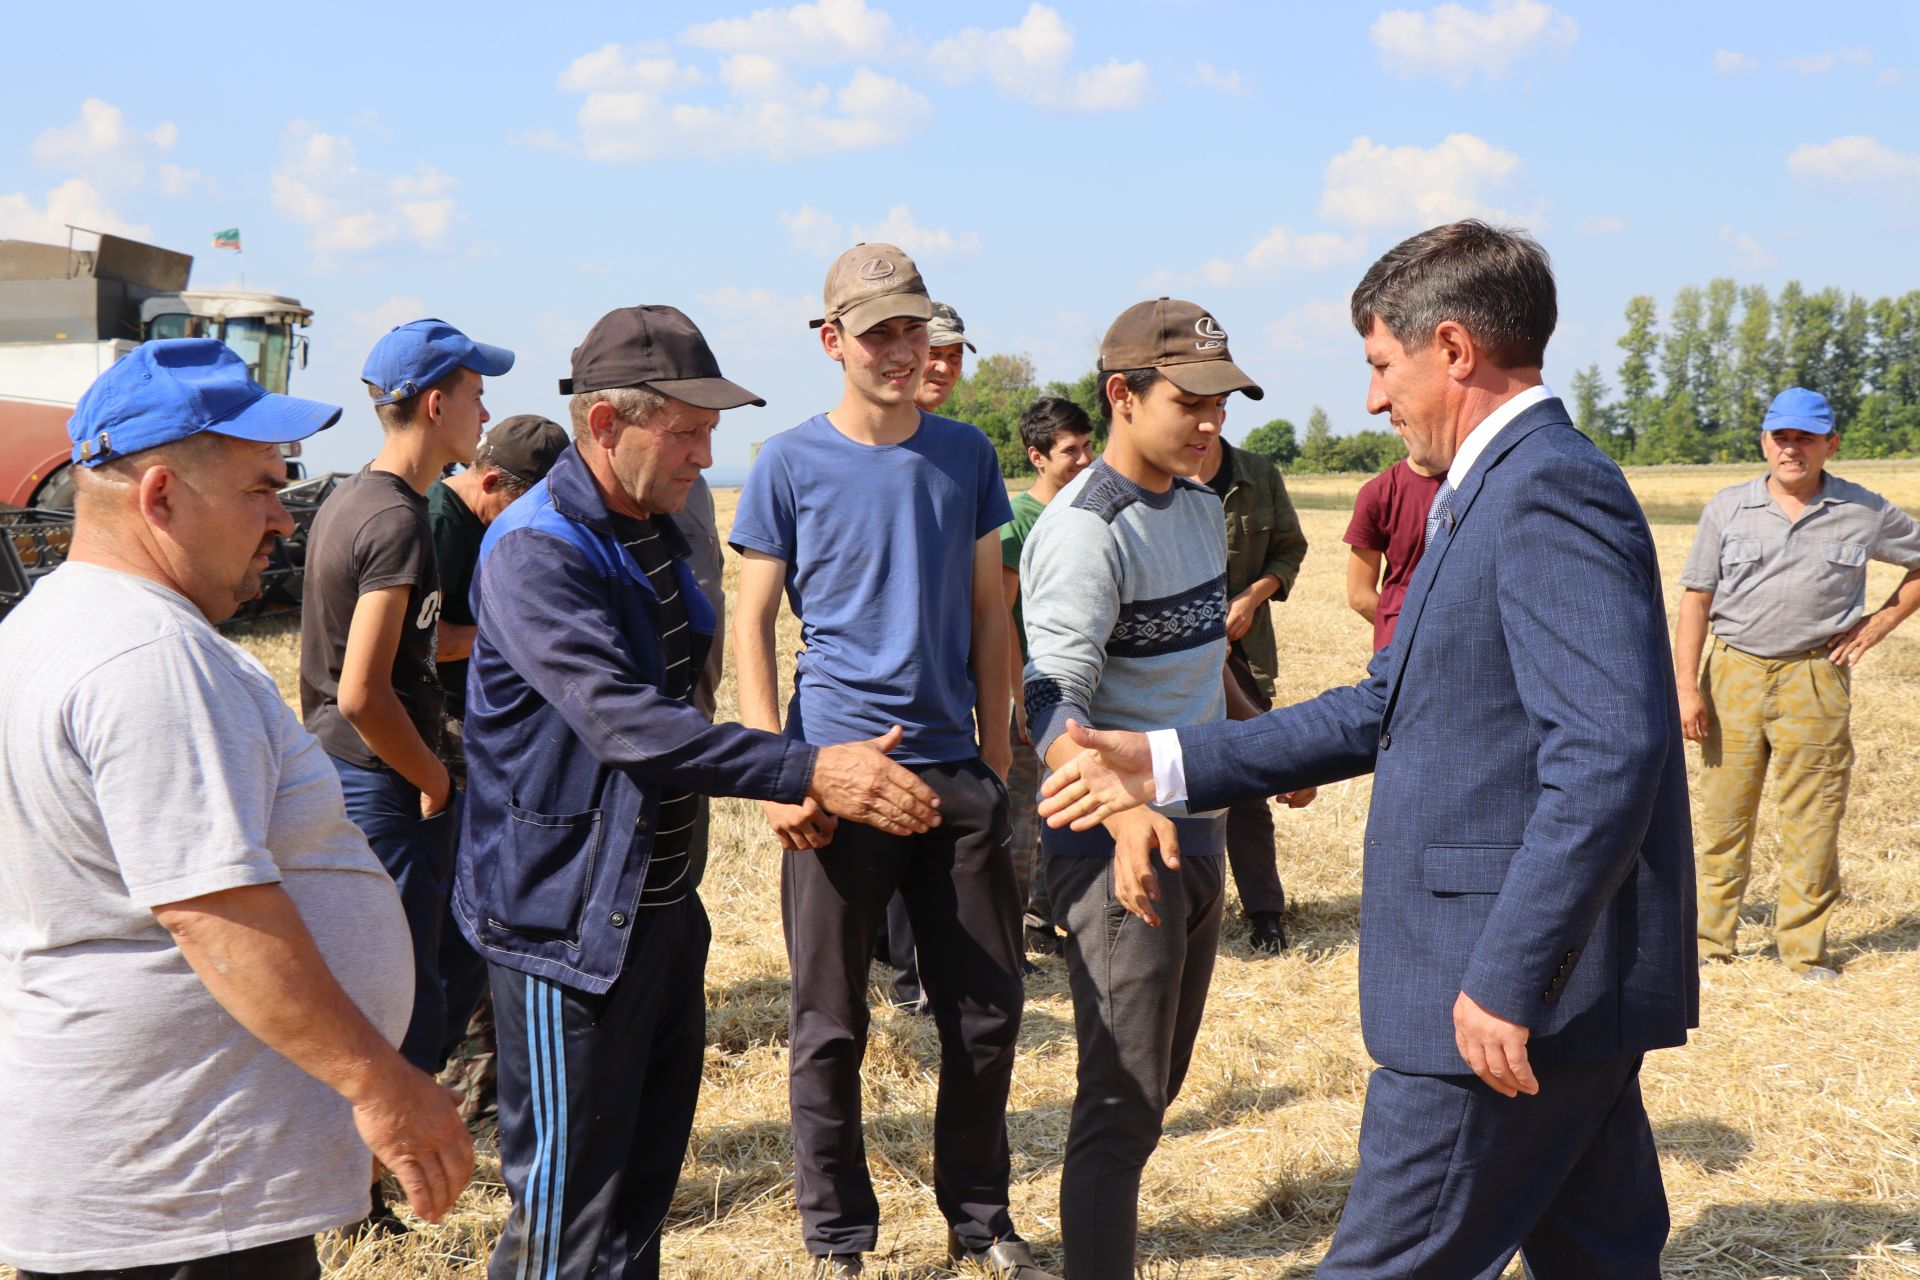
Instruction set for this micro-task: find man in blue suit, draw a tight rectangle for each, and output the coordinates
[1038,220,1697,1278]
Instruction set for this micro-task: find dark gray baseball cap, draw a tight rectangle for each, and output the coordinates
[483,414,570,486]
[559,305,765,409]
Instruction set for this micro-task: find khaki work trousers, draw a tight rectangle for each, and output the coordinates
[1695,639,1853,971]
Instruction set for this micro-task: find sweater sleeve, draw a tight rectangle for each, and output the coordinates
[1019,507,1123,762]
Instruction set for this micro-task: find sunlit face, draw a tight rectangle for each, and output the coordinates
[607,396,717,517]
[1113,375,1229,480]
[1762,427,1838,488]
[1363,317,1454,474]
[824,316,929,409]
[429,368,490,468]
[917,343,967,410]
[1031,430,1094,490]
[164,437,295,622]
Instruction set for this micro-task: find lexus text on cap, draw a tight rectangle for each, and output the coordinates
[811,242,934,336]
[559,305,766,410]
[1763,387,1836,436]
[362,318,516,405]
[927,301,977,353]
[69,338,341,467]
[483,415,570,486]
[1098,298,1265,401]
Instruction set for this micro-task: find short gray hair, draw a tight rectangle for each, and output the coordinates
[1349,219,1557,369]
[569,386,666,444]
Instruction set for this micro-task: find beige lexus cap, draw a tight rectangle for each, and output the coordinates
[811,242,935,335]
[1098,297,1264,400]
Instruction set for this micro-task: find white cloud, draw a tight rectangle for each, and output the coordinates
[1879,68,1906,86]
[781,205,844,254]
[270,122,465,255]
[1321,134,1532,229]
[1787,135,1920,186]
[848,204,980,255]
[348,295,429,339]
[1166,226,1366,288]
[1719,226,1775,269]
[1192,61,1250,97]
[0,177,151,243]
[558,45,706,94]
[928,4,1153,111]
[1713,49,1757,75]
[1371,0,1577,83]
[156,163,205,197]
[695,285,823,340]
[680,0,899,63]
[1266,298,1356,352]
[1576,214,1624,235]
[1782,48,1872,75]
[30,99,180,188]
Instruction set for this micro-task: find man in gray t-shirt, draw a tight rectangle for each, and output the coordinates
[1675,388,1920,979]
[0,341,469,1278]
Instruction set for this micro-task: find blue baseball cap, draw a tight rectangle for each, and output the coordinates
[69,339,341,468]
[362,317,515,405]
[1763,387,1836,436]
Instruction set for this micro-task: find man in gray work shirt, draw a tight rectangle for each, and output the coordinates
[1676,387,1920,981]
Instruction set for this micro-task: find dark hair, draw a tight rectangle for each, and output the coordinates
[1349,219,1557,368]
[1095,368,1164,422]
[367,366,472,433]
[1019,396,1093,465]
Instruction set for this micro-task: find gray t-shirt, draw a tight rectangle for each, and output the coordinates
[0,563,413,1272]
[1680,473,1920,658]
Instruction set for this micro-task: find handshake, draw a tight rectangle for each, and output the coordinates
[1039,720,1315,928]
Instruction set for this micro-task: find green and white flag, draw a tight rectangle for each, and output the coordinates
[212,228,241,251]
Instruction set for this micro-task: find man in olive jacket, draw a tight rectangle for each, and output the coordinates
[1198,438,1308,951]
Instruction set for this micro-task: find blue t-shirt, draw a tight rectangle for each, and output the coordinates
[730,411,1014,766]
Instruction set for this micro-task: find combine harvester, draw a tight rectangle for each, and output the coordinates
[0,232,333,623]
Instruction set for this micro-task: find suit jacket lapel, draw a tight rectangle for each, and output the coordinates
[1380,400,1571,713]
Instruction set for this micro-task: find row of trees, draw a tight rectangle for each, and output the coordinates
[946,280,1920,476]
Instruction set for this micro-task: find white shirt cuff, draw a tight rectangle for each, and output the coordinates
[1147,728,1189,807]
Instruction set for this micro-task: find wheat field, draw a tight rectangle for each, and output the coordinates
[52,460,1920,1279]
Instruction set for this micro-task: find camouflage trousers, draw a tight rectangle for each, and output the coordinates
[439,992,497,1127]
[1696,639,1853,972]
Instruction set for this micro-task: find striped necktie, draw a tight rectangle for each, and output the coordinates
[1423,479,1456,550]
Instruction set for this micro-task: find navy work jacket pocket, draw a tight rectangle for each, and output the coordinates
[1421,844,1519,895]
[489,803,604,938]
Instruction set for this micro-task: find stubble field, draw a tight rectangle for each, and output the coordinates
[91,460,1920,1278]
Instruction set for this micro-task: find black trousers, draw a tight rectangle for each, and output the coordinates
[782,758,1025,1257]
[487,895,711,1280]
[21,1237,319,1280]
[1223,652,1286,917]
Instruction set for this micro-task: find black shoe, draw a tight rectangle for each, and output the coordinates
[949,1233,1059,1280]
[811,1253,864,1278]
[1249,912,1288,954]
[1023,913,1062,956]
[348,1181,411,1239]
[1020,956,1041,976]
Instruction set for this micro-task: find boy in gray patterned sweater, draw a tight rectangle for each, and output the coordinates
[1019,298,1268,1280]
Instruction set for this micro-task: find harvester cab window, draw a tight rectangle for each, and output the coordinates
[143,314,294,394]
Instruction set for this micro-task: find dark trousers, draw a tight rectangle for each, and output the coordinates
[782,759,1025,1257]
[1320,1054,1668,1279]
[20,1236,319,1280]
[487,896,711,1280]
[1049,848,1224,1280]
[1223,654,1286,917]
[882,893,924,1009]
[331,756,461,1070]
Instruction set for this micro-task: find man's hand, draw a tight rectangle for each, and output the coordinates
[1453,991,1538,1099]
[1226,591,1261,643]
[1039,719,1155,831]
[348,1060,475,1223]
[1109,808,1182,927]
[982,735,1013,785]
[1013,699,1031,747]
[420,764,454,819]
[1278,787,1317,808]
[1677,686,1710,743]
[806,725,942,838]
[1830,610,1898,668]
[763,797,840,851]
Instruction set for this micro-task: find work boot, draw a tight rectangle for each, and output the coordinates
[949,1232,1060,1280]
[1249,911,1288,954]
[1023,911,1062,956]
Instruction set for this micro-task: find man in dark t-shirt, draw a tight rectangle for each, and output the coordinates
[300,317,514,1090]
[1343,456,1444,651]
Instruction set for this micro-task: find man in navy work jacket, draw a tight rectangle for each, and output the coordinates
[1039,220,1697,1278]
[454,305,941,1280]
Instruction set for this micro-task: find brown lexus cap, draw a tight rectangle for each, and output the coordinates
[810,242,935,335]
[559,305,765,409]
[1098,298,1264,400]
[483,414,570,486]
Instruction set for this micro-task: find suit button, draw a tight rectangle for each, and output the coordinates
[1542,989,1559,1003]
[634,816,649,832]
[1380,732,1392,751]
[609,911,628,928]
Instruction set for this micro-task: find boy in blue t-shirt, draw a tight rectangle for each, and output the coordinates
[731,243,1048,1280]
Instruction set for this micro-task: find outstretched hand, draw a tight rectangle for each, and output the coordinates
[1038,719,1156,831]
[806,725,942,839]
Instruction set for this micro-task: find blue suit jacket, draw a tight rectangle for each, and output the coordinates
[1180,399,1698,1074]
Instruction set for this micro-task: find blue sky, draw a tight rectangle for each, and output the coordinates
[4,0,1916,478]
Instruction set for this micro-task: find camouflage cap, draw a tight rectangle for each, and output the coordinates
[1098,297,1263,400]
[927,301,976,353]
[811,243,934,336]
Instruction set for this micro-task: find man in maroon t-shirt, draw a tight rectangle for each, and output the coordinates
[1342,458,1444,650]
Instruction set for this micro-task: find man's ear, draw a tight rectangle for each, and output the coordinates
[135,463,180,531]
[819,321,845,365]
[1104,372,1134,422]
[586,398,621,447]
[478,468,505,493]
[1434,320,1478,384]
[1027,446,1047,471]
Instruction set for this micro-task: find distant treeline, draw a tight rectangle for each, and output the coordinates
[947,282,1920,476]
